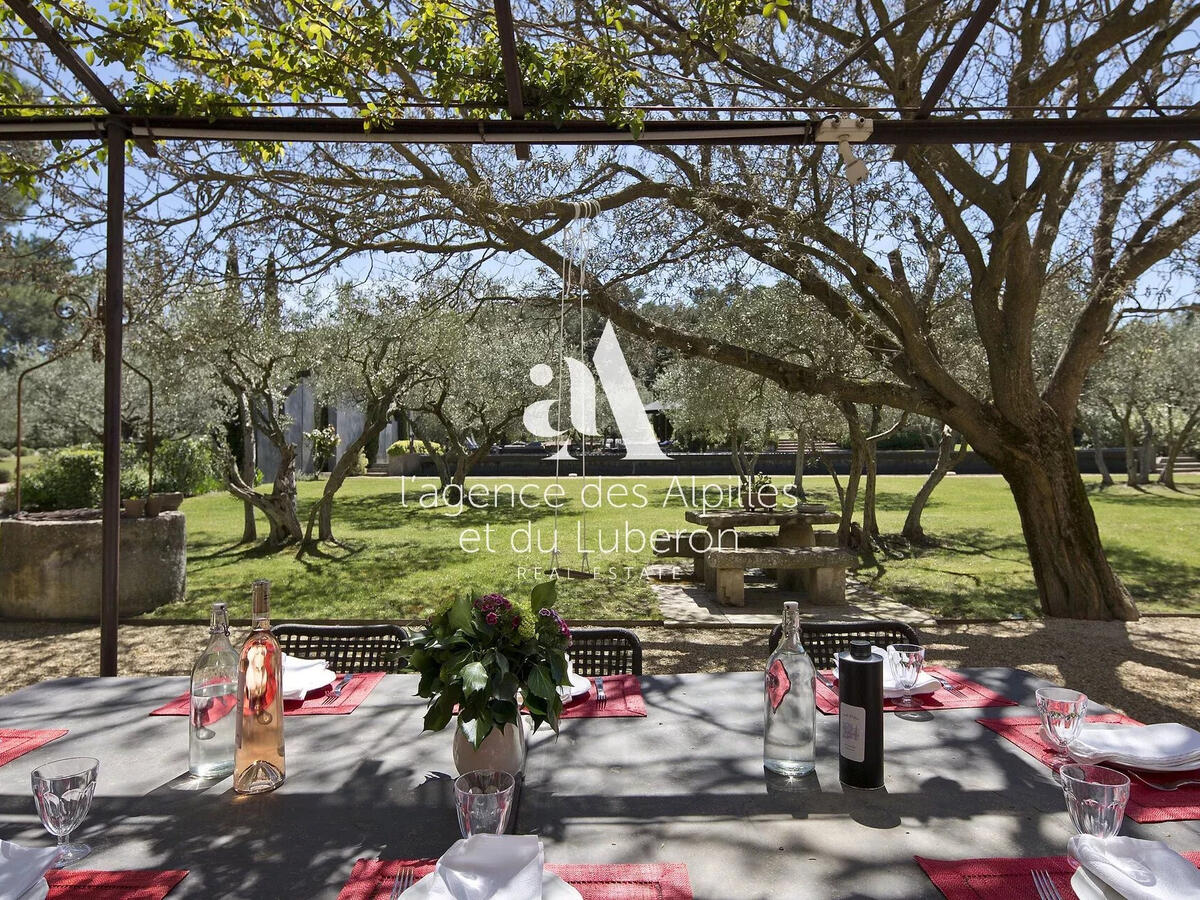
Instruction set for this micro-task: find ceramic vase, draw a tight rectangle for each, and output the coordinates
[452,717,526,776]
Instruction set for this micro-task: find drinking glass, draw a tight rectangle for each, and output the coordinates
[454,769,515,837]
[1060,764,1130,838]
[31,757,99,866]
[887,644,926,708]
[1036,687,1088,771]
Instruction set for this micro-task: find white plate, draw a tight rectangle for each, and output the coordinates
[562,672,591,701]
[16,878,49,900]
[401,869,582,899]
[281,664,337,700]
[1071,866,1123,900]
[1069,724,1200,772]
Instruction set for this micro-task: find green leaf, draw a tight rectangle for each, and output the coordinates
[529,580,556,610]
[448,593,474,632]
[423,692,455,732]
[461,660,488,696]
[777,9,788,28]
[762,3,775,15]
[526,664,556,701]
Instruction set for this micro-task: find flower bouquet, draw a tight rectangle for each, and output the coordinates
[408,581,572,749]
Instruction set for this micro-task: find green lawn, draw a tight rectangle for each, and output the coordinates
[0,454,39,480]
[163,473,1200,622]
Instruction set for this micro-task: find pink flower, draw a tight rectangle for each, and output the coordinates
[485,612,498,625]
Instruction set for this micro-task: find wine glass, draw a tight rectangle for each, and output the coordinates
[1036,687,1088,772]
[454,769,515,837]
[31,757,99,866]
[1060,764,1130,838]
[887,644,926,708]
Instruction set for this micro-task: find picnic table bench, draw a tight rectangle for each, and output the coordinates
[706,545,858,606]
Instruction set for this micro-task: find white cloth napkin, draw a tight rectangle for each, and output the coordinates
[1070,723,1200,768]
[833,646,940,697]
[420,835,544,900]
[1068,836,1200,900]
[280,653,335,701]
[0,840,59,900]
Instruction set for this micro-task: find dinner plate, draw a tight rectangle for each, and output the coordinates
[281,664,338,700]
[16,877,49,900]
[1071,866,1123,900]
[400,869,582,899]
[563,671,591,700]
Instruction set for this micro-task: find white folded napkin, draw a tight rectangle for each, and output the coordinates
[280,653,336,701]
[0,840,59,900]
[1068,836,1200,900]
[833,646,940,698]
[420,835,544,900]
[1070,723,1200,768]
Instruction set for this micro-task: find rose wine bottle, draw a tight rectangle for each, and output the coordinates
[188,602,238,778]
[234,580,286,794]
[764,601,816,776]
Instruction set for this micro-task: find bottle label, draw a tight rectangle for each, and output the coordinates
[840,702,867,763]
[766,659,792,712]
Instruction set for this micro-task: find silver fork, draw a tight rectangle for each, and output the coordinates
[933,674,964,694]
[594,677,607,709]
[1031,869,1063,900]
[388,866,416,899]
[1125,769,1200,792]
[322,673,354,705]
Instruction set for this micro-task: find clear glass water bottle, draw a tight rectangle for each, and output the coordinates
[189,602,238,778]
[764,601,817,776]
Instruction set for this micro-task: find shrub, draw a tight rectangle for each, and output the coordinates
[304,426,341,473]
[0,448,12,459]
[121,466,149,500]
[348,450,370,476]
[153,437,223,496]
[0,469,9,484]
[15,449,103,511]
[387,439,442,456]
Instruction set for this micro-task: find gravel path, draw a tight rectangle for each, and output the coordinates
[1,617,1197,730]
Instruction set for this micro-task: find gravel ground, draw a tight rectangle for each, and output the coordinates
[1,618,1197,730]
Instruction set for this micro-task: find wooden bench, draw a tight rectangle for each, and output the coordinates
[705,546,858,607]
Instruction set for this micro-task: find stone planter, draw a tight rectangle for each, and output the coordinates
[0,510,186,618]
[451,719,526,776]
[387,452,422,476]
[146,492,184,516]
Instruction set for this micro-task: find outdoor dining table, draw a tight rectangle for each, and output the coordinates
[683,507,841,590]
[1,668,1198,898]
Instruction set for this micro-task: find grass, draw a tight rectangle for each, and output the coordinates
[0,454,39,480]
[159,473,1200,622]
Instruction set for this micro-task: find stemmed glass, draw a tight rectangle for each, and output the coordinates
[31,757,99,866]
[1060,764,1130,839]
[1036,687,1088,773]
[887,644,926,708]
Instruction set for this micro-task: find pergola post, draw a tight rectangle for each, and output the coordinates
[100,117,127,677]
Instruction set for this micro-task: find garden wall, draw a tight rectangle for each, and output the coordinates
[0,510,186,618]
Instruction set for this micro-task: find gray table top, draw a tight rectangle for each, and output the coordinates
[0,670,1197,899]
[684,509,839,528]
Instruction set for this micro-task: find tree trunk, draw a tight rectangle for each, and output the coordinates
[792,444,806,501]
[1123,420,1138,487]
[226,442,302,549]
[862,440,879,540]
[237,390,257,543]
[1094,443,1114,487]
[1137,419,1156,484]
[993,427,1139,621]
[1158,413,1198,489]
[837,404,864,546]
[902,426,966,542]
[818,450,845,508]
[302,408,390,548]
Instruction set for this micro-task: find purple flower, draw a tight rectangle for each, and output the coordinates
[511,614,521,628]
[485,612,498,625]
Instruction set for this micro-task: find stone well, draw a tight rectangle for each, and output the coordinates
[0,510,186,618]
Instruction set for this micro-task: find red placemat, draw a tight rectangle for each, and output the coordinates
[46,868,188,898]
[916,852,1200,899]
[814,666,1017,715]
[149,672,386,717]
[338,859,692,899]
[560,674,646,719]
[979,714,1200,823]
[0,729,68,767]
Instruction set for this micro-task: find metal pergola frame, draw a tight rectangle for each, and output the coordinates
[2,0,1197,674]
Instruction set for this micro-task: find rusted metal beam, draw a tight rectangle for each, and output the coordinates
[2,0,157,154]
[100,116,126,677]
[492,0,529,160]
[916,0,1001,119]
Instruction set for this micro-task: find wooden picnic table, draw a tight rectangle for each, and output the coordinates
[683,507,840,591]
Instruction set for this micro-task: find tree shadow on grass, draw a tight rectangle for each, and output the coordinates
[1086,483,1200,508]
[318,491,565,532]
[1102,544,1200,611]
